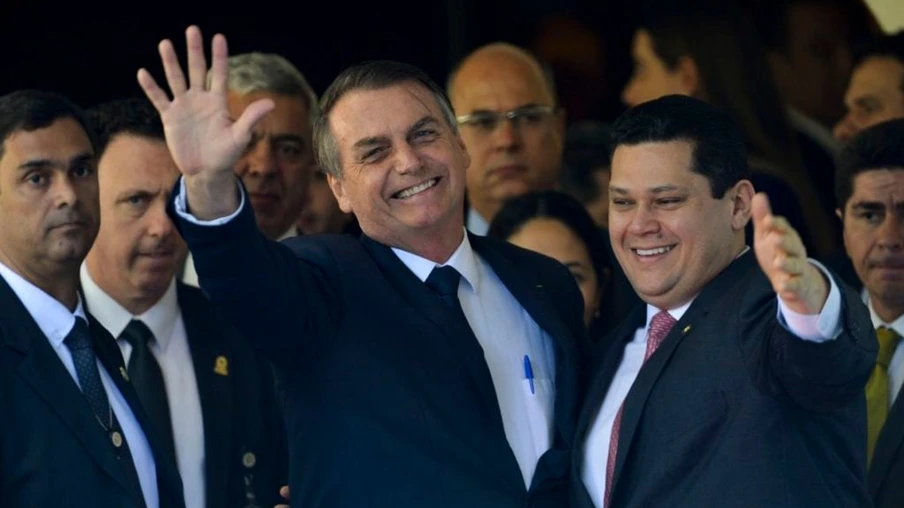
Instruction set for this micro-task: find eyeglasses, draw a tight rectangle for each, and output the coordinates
[456,105,559,133]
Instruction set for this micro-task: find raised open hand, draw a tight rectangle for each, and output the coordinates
[752,192,828,314]
[137,26,274,179]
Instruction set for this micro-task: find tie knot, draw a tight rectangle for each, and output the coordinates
[426,265,461,297]
[876,326,902,368]
[120,320,155,349]
[64,317,92,351]
[648,310,677,349]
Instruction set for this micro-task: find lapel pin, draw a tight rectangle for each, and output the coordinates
[242,451,257,469]
[214,356,229,376]
[120,366,130,382]
[682,325,692,334]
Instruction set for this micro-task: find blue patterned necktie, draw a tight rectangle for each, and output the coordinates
[64,317,145,502]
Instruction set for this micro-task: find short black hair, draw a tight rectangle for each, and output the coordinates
[487,190,610,294]
[610,94,750,198]
[88,97,165,157]
[835,118,904,210]
[0,89,94,158]
[560,122,613,204]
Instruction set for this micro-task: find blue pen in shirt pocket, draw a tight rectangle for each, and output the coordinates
[523,354,535,395]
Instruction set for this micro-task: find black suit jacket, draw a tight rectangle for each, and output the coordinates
[572,252,877,507]
[819,251,904,507]
[871,392,904,507]
[170,194,587,508]
[0,276,185,508]
[176,283,288,508]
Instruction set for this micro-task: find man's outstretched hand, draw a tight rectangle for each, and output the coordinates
[137,25,274,219]
[752,192,828,314]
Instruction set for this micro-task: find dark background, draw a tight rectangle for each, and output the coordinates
[3,1,638,123]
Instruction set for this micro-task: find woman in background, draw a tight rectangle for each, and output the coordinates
[489,191,611,341]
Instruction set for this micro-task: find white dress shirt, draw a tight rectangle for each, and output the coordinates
[0,261,159,508]
[393,234,556,487]
[865,296,904,406]
[81,265,206,508]
[466,207,490,236]
[581,257,844,508]
[181,225,298,287]
[173,176,555,487]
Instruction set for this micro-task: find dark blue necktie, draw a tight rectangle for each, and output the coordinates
[65,317,145,502]
[121,319,177,464]
[426,266,467,317]
[426,266,490,354]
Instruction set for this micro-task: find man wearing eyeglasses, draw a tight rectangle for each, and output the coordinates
[447,43,566,235]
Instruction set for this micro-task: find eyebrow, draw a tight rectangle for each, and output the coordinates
[407,116,440,135]
[610,184,682,195]
[564,261,587,270]
[270,134,306,147]
[115,188,160,202]
[17,152,93,172]
[467,103,541,115]
[352,115,439,150]
[852,201,904,211]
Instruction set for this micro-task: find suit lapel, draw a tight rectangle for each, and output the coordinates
[0,278,144,504]
[471,235,580,445]
[88,313,185,507]
[571,307,644,508]
[178,284,234,508]
[869,388,904,497]
[610,253,754,497]
[360,235,505,426]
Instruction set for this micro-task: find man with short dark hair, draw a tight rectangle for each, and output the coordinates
[834,31,904,143]
[834,118,904,508]
[137,26,586,508]
[573,95,876,508]
[0,90,184,508]
[83,96,287,508]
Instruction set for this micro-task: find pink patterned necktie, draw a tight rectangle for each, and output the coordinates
[603,310,678,507]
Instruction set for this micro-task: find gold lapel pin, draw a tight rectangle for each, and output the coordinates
[120,366,130,382]
[214,356,229,376]
[682,325,692,334]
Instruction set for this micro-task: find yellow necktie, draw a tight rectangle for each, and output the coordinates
[866,326,901,464]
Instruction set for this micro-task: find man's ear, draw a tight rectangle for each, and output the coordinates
[327,172,353,214]
[729,179,755,231]
[675,55,701,97]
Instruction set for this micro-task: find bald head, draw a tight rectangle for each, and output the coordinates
[448,43,565,226]
[448,43,557,108]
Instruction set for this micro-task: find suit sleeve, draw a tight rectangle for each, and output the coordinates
[167,177,340,367]
[746,270,878,412]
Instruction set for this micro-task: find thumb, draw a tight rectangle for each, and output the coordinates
[751,192,772,228]
[231,98,275,142]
